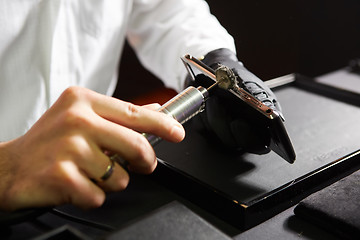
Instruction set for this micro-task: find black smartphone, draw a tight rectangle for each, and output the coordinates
[181,54,296,163]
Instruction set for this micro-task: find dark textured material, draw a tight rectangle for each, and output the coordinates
[294,170,360,240]
[190,48,285,155]
[104,201,231,240]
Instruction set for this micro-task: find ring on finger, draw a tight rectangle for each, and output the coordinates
[100,157,115,181]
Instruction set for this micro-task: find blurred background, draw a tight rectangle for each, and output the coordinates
[113,0,360,104]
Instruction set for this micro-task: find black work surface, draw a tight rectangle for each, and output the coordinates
[105,201,232,240]
[2,74,360,240]
[153,75,360,229]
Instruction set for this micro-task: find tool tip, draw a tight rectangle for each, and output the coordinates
[215,65,238,90]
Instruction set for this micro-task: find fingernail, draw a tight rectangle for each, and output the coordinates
[171,125,185,141]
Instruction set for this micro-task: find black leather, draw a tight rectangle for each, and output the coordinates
[186,48,281,154]
[202,48,281,112]
[294,170,360,240]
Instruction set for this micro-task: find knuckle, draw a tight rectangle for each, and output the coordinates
[52,162,77,186]
[61,107,94,131]
[61,86,85,101]
[124,103,141,120]
[45,131,90,162]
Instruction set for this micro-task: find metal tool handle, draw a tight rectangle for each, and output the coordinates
[144,86,209,146]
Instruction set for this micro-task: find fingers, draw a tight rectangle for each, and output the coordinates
[90,93,185,143]
[2,158,107,211]
[85,91,185,173]
[56,87,183,173]
[1,87,185,211]
[92,119,158,174]
[75,144,130,191]
[96,161,130,192]
[52,161,107,209]
[141,103,161,111]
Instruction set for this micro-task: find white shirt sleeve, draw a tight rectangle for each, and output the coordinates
[127,0,236,91]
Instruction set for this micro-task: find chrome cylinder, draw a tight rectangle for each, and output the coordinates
[144,86,209,146]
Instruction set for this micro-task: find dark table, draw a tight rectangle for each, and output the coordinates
[2,68,360,240]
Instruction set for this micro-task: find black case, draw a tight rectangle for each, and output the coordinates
[152,74,360,230]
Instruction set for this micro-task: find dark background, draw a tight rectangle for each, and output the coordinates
[114,0,360,103]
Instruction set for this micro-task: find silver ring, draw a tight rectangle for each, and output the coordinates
[100,157,115,181]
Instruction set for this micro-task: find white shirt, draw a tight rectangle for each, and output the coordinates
[0,0,235,141]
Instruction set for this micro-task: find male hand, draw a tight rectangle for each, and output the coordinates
[0,86,184,211]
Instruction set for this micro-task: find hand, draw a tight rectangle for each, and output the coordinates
[0,86,185,211]
[187,48,281,154]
